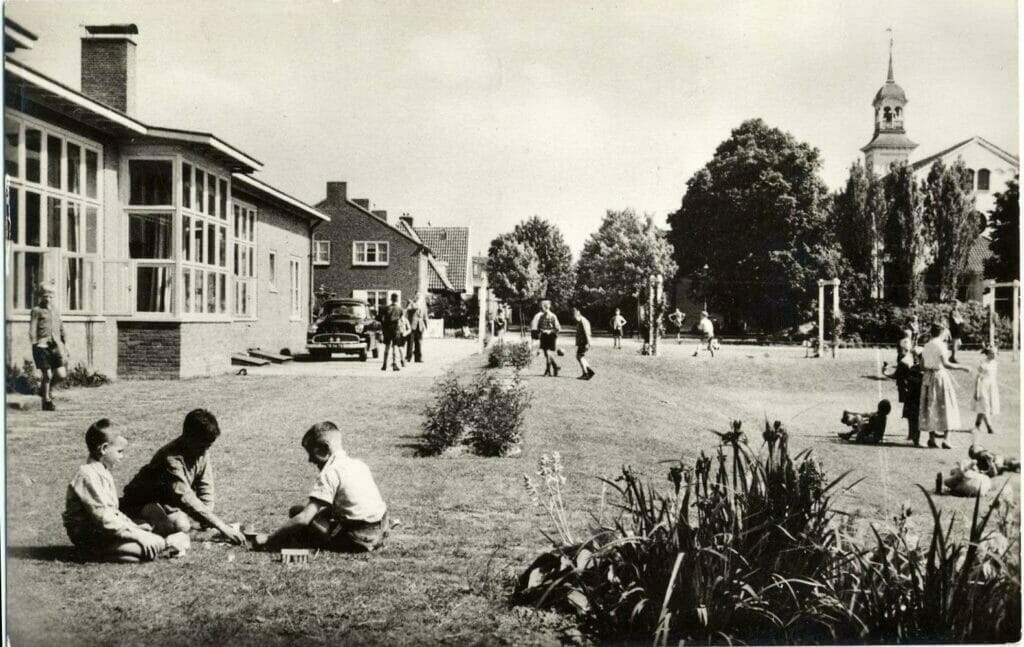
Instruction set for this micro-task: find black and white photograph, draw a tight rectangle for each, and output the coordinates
[1,0,1020,644]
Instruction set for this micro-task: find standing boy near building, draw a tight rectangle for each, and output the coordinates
[405,296,427,364]
[536,300,561,376]
[609,308,627,349]
[119,409,247,545]
[573,307,595,380]
[379,293,405,371]
[255,421,391,553]
[64,419,189,562]
[29,286,67,411]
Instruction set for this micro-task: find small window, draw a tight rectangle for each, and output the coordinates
[966,168,976,190]
[353,241,389,266]
[46,135,62,189]
[182,163,193,209]
[85,149,98,198]
[978,168,991,191]
[129,159,174,206]
[24,128,41,183]
[268,251,277,289]
[314,240,331,265]
[289,258,301,318]
[67,142,81,194]
[5,119,19,177]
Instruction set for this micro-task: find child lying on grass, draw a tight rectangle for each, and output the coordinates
[837,399,892,444]
[254,421,392,553]
[63,419,189,562]
[119,409,246,545]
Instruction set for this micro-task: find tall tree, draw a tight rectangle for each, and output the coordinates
[576,209,676,307]
[486,234,543,328]
[984,176,1020,281]
[511,216,575,311]
[667,119,835,330]
[832,160,886,299]
[883,161,928,306]
[923,158,984,301]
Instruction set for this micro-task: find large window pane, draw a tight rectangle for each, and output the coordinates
[128,212,172,259]
[218,273,226,313]
[66,202,81,252]
[5,120,19,177]
[85,149,98,198]
[65,256,82,311]
[47,197,61,248]
[219,179,227,220]
[206,221,215,265]
[136,265,174,312]
[183,269,192,313]
[194,222,205,264]
[195,169,205,213]
[129,159,173,205]
[67,142,81,194]
[25,191,40,246]
[181,215,192,261]
[218,225,226,267]
[17,251,45,310]
[207,271,217,313]
[46,134,62,189]
[85,206,98,254]
[7,188,19,244]
[206,176,215,215]
[182,163,192,209]
[25,128,41,183]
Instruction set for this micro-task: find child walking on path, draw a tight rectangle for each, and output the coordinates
[255,421,391,553]
[573,307,595,380]
[973,347,1000,434]
[609,309,626,349]
[535,300,561,376]
[919,323,971,449]
[64,419,189,561]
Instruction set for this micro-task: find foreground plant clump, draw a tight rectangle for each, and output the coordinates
[514,421,1021,644]
[487,339,533,370]
[6,360,109,395]
[421,371,532,457]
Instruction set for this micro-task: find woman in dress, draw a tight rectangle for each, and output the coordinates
[919,323,971,448]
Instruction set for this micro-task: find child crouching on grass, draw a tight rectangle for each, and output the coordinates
[64,419,189,562]
[255,422,392,553]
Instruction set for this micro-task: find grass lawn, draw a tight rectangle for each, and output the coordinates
[5,339,1020,645]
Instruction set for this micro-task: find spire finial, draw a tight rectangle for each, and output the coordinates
[886,28,894,82]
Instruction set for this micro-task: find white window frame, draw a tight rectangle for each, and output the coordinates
[352,240,389,266]
[176,158,230,319]
[289,257,302,320]
[268,250,278,292]
[232,199,257,320]
[5,109,103,317]
[313,239,331,265]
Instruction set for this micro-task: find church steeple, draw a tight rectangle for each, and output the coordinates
[861,30,917,174]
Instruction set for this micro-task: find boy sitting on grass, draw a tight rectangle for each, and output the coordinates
[255,421,391,553]
[64,418,189,561]
[119,409,247,546]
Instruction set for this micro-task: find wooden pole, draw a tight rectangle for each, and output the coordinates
[1014,280,1020,361]
[817,279,825,358]
[985,279,996,350]
[647,276,654,355]
[831,279,840,359]
[477,281,488,354]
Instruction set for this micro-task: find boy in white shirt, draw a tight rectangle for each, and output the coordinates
[64,419,189,561]
[256,422,391,552]
[609,309,627,349]
[693,311,716,357]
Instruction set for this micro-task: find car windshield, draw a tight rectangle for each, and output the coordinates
[322,303,367,319]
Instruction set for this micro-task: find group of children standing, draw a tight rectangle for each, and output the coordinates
[64,409,391,562]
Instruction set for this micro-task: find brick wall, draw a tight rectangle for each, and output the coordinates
[313,189,426,304]
[117,322,180,380]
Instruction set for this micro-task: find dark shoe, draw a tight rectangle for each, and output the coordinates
[927,439,938,449]
[941,441,952,449]
[577,374,588,380]
[552,364,560,377]
[381,365,387,371]
[42,400,56,411]
[392,365,400,371]
[586,368,595,379]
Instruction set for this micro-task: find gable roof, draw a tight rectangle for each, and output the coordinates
[412,227,470,291]
[911,136,1020,172]
[964,234,993,275]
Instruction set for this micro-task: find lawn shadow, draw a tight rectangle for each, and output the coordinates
[860,375,891,382]
[7,545,83,563]
[822,435,930,450]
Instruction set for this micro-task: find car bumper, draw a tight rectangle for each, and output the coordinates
[307,341,366,351]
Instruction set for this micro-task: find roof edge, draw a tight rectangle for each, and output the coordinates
[232,174,329,222]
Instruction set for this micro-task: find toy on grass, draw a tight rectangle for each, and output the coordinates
[280,548,312,565]
[837,400,891,444]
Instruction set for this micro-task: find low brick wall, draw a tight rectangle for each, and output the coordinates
[117,321,181,380]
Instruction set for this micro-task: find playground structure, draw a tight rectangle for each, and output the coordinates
[984,279,1020,361]
[816,279,841,358]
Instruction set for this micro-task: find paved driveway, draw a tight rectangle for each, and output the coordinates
[246,337,482,377]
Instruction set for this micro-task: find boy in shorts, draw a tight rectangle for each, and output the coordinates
[609,308,626,349]
[573,307,595,380]
[64,419,189,561]
[255,421,391,552]
[119,409,246,545]
[536,300,561,376]
[29,286,67,411]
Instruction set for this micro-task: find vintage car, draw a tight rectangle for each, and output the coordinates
[306,299,380,361]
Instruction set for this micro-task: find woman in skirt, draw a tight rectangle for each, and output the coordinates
[919,323,971,448]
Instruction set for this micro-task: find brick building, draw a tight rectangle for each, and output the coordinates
[311,181,451,311]
[4,20,328,379]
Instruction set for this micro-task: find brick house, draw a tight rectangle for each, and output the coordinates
[311,181,451,311]
[4,20,328,379]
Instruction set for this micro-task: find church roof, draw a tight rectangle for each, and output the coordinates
[910,136,1020,172]
[873,81,907,104]
[860,132,918,152]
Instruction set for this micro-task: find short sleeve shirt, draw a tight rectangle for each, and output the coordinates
[921,338,947,369]
[308,452,387,524]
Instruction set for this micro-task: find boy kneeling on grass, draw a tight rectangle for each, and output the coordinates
[64,419,189,562]
[119,409,247,546]
[254,422,392,553]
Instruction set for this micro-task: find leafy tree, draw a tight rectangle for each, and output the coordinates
[576,209,677,308]
[486,233,543,329]
[923,158,984,301]
[985,176,1020,281]
[511,216,576,311]
[832,161,886,299]
[883,161,928,306]
[667,119,835,330]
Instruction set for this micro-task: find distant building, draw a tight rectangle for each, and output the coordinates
[4,19,327,379]
[311,182,452,312]
[406,223,470,294]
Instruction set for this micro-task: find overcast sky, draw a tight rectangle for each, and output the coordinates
[7,0,1018,255]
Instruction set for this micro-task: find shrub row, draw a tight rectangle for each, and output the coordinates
[420,371,532,457]
[514,421,1021,644]
[843,300,1013,347]
[487,339,533,370]
[6,361,109,395]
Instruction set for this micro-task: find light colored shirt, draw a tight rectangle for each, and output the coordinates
[63,460,139,540]
[120,437,215,516]
[537,311,560,334]
[308,451,387,524]
[609,315,626,330]
[698,317,714,338]
[530,311,542,332]
[921,338,948,370]
[29,304,65,347]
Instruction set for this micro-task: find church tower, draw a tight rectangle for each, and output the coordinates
[861,35,917,174]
